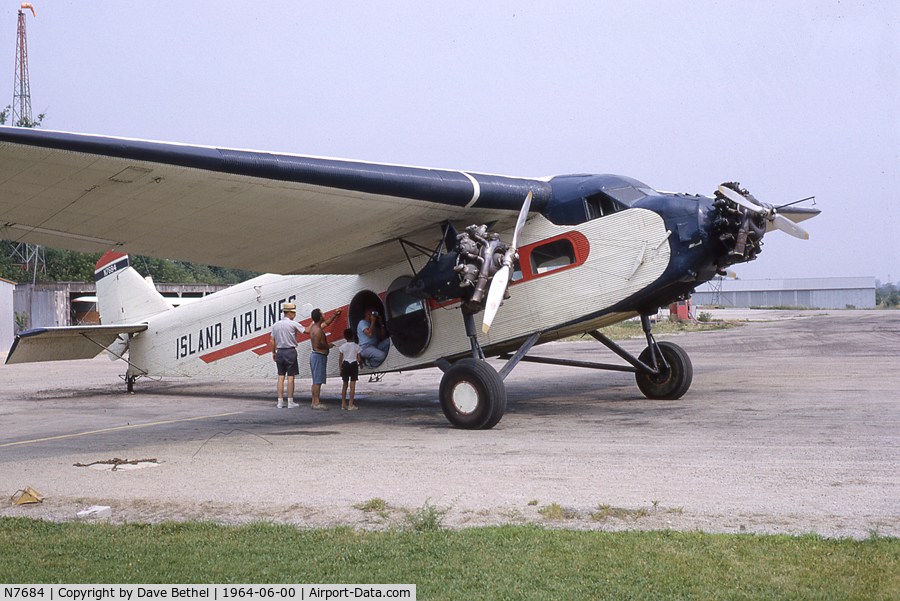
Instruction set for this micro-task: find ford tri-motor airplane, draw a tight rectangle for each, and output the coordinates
[0,126,819,428]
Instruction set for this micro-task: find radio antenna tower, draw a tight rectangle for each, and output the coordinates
[12,3,36,126]
[7,3,45,281]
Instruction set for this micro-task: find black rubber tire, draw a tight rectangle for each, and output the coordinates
[439,358,507,429]
[635,341,693,400]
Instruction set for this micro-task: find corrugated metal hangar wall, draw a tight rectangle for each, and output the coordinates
[692,277,876,309]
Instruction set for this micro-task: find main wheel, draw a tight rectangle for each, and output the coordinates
[635,341,693,400]
[439,358,507,429]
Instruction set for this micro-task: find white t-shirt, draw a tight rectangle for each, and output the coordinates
[339,341,361,364]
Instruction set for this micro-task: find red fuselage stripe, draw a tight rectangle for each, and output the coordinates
[199,311,349,364]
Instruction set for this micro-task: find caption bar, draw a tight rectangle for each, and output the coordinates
[1,587,415,601]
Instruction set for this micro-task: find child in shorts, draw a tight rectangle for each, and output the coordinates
[338,328,362,410]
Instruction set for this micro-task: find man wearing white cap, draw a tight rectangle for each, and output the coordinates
[269,302,305,408]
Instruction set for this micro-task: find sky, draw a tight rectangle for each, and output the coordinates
[3,1,898,283]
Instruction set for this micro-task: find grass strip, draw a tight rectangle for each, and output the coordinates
[1,518,898,599]
[570,318,736,342]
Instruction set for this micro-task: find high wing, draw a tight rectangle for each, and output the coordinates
[5,324,148,364]
[0,126,549,274]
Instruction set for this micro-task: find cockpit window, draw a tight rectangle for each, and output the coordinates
[603,185,656,206]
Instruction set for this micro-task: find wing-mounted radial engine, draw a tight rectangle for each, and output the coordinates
[406,192,533,330]
[452,223,510,314]
[403,222,499,306]
[404,192,532,430]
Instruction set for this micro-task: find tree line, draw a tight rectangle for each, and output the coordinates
[876,282,900,308]
[0,241,260,286]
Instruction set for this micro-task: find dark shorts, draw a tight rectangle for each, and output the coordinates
[275,348,299,377]
[341,361,359,383]
[310,351,328,385]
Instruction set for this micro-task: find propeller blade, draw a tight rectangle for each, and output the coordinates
[482,265,509,333]
[771,213,809,240]
[482,191,533,333]
[717,185,762,214]
[719,184,810,240]
[510,190,533,250]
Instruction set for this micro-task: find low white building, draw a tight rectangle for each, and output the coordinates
[1,277,16,354]
[692,276,876,309]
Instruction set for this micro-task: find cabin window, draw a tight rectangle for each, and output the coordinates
[389,288,426,317]
[530,239,576,275]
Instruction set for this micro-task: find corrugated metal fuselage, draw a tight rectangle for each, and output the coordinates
[127,194,722,382]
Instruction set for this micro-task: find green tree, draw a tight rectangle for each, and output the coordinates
[876,283,899,308]
[0,104,45,127]
[0,241,259,285]
[45,248,104,281]
[888,288,900,308]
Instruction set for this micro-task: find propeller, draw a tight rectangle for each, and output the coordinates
[482,191,533,333]
[717,185,809,240]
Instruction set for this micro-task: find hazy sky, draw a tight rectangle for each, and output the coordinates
[4,1,898,282]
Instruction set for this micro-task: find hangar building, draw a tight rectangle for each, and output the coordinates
[691,276,876,309]
[2,280,229,359]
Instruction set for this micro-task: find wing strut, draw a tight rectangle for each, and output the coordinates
[77,331,149,377]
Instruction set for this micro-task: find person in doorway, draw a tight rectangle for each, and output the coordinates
[338,328,361,410]
[269,302,304,408]
[357,307,390,368]
[308,307,341,410]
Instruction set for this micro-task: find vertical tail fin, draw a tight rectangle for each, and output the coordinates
[94,252,172,325]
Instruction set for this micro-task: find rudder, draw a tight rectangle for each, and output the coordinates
[94,252,172,325]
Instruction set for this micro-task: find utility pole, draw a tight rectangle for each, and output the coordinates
[8,2,45,280]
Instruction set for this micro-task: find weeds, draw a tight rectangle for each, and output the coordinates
[353,498,388,513]
[538,503,576,521]
[592,504,650,522]
[403,499,450,532]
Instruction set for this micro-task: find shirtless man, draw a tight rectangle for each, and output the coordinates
[308,307,341,410]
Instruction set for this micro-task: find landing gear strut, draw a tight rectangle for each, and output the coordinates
[594,314,693,400]
[493,314,693,404]
[436,308,506,429]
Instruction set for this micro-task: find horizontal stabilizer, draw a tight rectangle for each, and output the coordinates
[5,325,148,365]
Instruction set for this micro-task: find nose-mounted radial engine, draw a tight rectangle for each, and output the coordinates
[712,182,766,270]
[711,182,811,274]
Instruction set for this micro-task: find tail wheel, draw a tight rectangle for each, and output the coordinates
[439,358,507,429]
[635,341,693,400]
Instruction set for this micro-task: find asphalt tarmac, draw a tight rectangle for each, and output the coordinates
[2,309,898,538]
